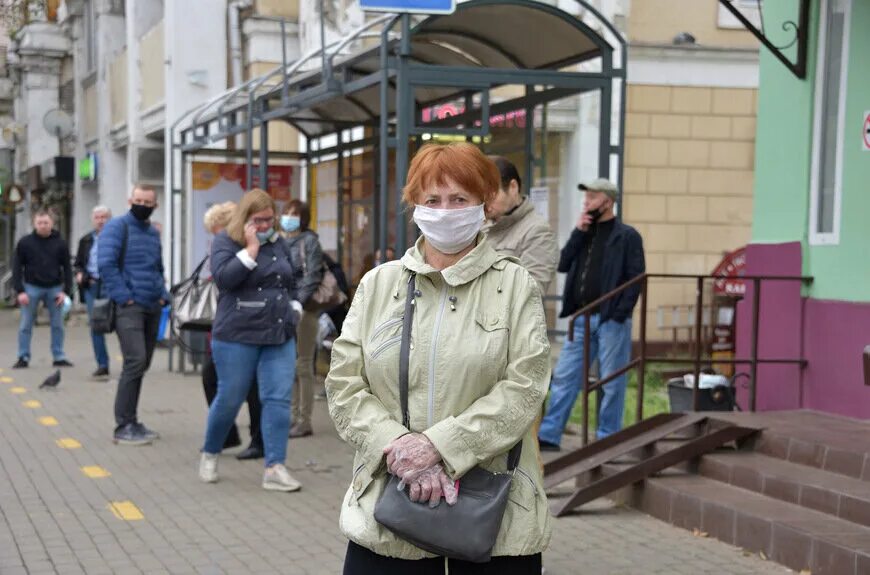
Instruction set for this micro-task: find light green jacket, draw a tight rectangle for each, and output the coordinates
[326,234,553,560]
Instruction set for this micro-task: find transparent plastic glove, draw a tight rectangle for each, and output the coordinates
[384,433,441,482]
[403,464,459,508]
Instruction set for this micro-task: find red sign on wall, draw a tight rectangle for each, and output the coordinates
[711,246,747,296]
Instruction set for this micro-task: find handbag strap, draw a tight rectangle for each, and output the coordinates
[399,273,522,471]
[399,274,416,429]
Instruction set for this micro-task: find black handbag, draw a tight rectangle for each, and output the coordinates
[373,273,521,564]
[91,223,128,335]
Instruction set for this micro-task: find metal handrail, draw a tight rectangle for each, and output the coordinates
[571,272,814,445]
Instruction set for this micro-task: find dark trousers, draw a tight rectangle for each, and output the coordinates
[343,541,542,575]
[202,353,262,449]
[114,304,161,428]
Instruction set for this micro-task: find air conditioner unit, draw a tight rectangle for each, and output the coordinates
[133,147,164,185]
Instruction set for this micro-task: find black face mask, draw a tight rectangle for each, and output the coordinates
[130,204,155,221]
[587,208,603,223]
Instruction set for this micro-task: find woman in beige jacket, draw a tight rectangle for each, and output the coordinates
[326,143,552,574]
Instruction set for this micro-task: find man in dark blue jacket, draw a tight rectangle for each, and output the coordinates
[98,184,170,446]
[539,178,645,448]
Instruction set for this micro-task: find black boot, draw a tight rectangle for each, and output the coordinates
[236,442,264,460]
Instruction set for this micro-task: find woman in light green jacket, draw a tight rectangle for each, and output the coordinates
[326,143,552,574]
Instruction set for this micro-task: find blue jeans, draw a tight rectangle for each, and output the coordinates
[539,315,632,444]
[84,283,109,369]
[204,337,296,467]
[18,283,66,362]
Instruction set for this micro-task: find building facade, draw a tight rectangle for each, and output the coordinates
[742,0,870,417]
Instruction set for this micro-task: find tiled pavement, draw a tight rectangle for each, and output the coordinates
[0,310,794,574]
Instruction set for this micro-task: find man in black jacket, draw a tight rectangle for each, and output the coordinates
[12,210,74,369]
[538,179,645,448]
[73,205,112,378]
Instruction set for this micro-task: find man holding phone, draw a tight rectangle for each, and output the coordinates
[538,178,645,448]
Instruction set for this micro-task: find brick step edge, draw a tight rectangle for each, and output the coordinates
[608,472,870,574]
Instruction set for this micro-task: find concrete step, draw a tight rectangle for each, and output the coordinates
[609,471,870,575]
[697,450,870,529]
[708,411,870,480]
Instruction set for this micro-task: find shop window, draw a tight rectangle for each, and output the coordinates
[809,0,850,245]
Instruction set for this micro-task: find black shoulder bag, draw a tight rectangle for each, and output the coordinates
[373,273,521,564]
[91,223,128,334]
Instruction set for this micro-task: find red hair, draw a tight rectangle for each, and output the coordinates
[402,143,499,205]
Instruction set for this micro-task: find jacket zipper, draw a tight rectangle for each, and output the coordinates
[428,281,449,427]
[370,317,403,342]
[370,335,402,360]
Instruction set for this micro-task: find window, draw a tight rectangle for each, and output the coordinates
[809,0,850,244]
[84,0,97,74]
[718,0,762,29]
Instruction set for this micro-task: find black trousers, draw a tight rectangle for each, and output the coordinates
[343,541,542,575]
[114,304,161,428]
[202,352,262,449]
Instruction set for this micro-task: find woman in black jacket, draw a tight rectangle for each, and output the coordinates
[199,189,302,492]
[281,199,324,438]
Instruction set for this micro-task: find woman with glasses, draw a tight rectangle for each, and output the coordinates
[198,189,303,492]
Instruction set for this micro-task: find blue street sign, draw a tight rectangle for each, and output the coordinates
[360,0,455,14]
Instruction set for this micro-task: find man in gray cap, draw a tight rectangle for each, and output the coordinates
[538,178,645,449]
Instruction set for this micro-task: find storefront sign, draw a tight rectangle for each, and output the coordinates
[711,246,746,296]
[420,104,526,129]
[863,111,870,151]
[190,162,298,272]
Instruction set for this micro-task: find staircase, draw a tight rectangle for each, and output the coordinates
[546,410,870,575]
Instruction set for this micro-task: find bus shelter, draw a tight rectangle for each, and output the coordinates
[171,0,626,291]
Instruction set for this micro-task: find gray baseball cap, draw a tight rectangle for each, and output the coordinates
[578,178,619,201]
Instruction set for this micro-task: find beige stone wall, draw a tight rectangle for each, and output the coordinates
[256,0,299,20]
[622,84,756,340]
[109,49,127,129]
[140,22,164,112]
[247,61,300,153]
[628,0,757,49]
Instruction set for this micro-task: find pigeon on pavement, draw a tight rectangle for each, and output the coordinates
[39,370,61,390]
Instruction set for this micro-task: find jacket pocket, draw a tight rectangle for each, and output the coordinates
[350,463,377,506]
[474,311,509,362]
[508,467,538,512]
[369,335,402,361]
[370,316,403,342]
[236,299,266,309]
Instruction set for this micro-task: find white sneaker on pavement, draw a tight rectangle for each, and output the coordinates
[199,453,219,483]
[263,463,302,492]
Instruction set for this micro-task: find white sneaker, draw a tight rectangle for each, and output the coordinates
[199,452,219,483]
[263,464,302,492]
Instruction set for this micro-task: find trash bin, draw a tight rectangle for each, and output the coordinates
[667,377,736,412]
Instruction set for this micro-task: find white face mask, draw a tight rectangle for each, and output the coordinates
[413,204,485,255]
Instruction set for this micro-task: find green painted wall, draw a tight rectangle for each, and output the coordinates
[752,0,870,303]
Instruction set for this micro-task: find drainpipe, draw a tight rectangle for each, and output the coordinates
[228,0,252,90]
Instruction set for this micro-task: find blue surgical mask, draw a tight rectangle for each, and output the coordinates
[280,215,301,233]
[256,229,275,244]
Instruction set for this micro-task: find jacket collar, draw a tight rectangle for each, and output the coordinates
[485,197,534,233]
[401,233,509,287]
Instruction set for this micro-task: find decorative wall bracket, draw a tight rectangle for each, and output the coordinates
[718,0,810,79]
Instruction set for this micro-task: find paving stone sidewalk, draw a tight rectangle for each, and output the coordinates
[0,310,793,574]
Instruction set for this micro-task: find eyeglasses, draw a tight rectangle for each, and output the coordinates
[251,217,275,226]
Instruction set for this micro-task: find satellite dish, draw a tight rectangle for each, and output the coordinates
[43,109,74,139]
[1,122,23,145]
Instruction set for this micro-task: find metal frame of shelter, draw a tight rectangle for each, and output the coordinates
[170,0,626,284]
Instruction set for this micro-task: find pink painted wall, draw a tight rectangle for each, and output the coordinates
[737,242,870,419]
[735,242,803,411]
